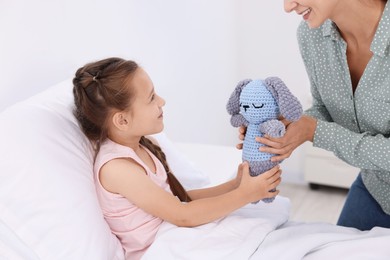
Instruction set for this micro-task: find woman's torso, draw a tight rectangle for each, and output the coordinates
[297,1,390,214]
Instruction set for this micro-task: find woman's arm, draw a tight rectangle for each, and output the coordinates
[99,159,281,227]
[309,120,390,171]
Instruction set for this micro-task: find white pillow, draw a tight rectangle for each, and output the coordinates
[0,79,209,259]
[152,133,210,189]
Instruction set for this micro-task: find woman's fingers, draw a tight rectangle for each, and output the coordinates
[236,126,247,149]
[238,126,246,141]
[256,136,283,149]
[256,136,295,161]
[271,151,293,162]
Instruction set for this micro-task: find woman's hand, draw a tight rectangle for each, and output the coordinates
[237,162,282,202]
[257,115,317,162]
[236,126,246,150]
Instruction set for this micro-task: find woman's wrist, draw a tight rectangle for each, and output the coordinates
[303,115,317,142]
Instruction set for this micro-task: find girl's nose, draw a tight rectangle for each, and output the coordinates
[159,95,166,107]
[284,0,298,13]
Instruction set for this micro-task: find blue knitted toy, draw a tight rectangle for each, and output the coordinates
[226,77,303,203]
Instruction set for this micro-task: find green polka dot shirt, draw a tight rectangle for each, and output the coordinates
[297,2,390,214]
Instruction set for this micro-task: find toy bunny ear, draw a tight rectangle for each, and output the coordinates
[226,79,252,116]
[264,77,303,122]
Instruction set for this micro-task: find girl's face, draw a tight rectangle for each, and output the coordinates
[125,68,166,137]
[284,0,339,28]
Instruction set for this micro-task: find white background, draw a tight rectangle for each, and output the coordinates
[0,0,311,182]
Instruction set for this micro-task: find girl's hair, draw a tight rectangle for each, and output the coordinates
[73,57,191,202]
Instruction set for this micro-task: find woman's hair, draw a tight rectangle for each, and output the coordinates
[73,57,191,202]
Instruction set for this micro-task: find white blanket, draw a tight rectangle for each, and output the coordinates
[143,196,290,259]
[254,222,390,259]
[143,196,390,260]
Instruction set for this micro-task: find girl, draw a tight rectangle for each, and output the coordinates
[72,57,282,259]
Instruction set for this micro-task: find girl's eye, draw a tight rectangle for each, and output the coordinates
[252,103,264,109]
[151,94,155,101]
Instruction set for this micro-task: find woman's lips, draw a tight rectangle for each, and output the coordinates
[300,8,311,20]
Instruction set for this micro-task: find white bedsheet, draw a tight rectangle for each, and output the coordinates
[144,195,390,260]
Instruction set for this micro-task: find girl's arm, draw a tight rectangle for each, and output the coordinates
[99,159,281,227]
[146,135,242,200]
[187,172,241,200]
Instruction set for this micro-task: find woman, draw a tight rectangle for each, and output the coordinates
[253,0,390,230]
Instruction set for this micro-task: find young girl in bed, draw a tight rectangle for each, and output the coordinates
[72,57,282,259]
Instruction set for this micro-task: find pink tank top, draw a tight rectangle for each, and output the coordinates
[94,138,172,259]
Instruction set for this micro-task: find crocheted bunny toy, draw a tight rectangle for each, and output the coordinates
[226,77,303,203]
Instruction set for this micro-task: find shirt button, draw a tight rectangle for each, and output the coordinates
[351,119,356,124]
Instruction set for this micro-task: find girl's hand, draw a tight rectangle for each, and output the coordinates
[237,162,282,202]
[232,166,244,189]
[256,115,317,162]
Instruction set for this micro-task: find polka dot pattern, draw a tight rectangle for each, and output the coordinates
[297,2,390,214]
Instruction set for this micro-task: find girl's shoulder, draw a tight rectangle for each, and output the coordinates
[99,156,148,193]
[101,157,144,177]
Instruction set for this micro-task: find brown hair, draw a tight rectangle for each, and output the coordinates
[73,57,191,202]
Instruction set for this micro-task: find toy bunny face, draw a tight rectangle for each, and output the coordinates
[239,80,279,124]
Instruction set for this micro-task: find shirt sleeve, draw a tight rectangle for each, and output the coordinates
[314,120,390,172]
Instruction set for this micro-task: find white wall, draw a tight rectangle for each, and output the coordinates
[0,0,239,145]
[0,0,311,183]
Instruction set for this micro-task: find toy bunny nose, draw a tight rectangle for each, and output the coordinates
[243,105,250,112]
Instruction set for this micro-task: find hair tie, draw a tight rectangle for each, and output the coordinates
[92,72,100,82]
